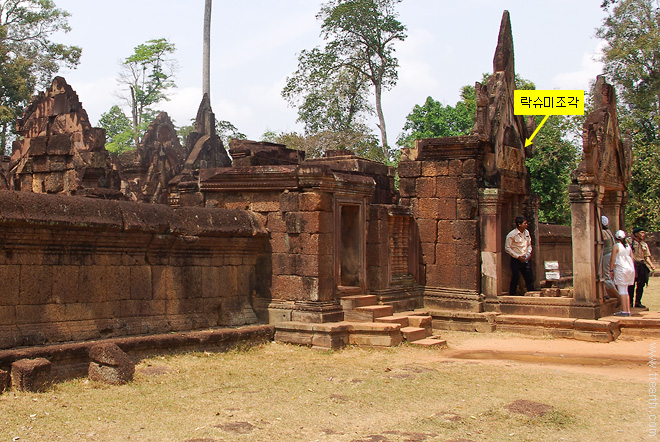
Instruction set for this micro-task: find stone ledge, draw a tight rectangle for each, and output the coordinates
[0,190,267,238]
[0,325,274,384]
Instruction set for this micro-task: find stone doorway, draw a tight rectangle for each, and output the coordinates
[335,200,366,296]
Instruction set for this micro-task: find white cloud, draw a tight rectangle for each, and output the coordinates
[552,41,606,91]
[63,76,117,126]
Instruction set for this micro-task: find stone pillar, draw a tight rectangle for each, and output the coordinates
[480,188,506,299]
[527,195,542,289]
[569,183,602,303]
[601,190,624,232]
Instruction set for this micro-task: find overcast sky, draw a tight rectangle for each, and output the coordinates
[52,0,608,145]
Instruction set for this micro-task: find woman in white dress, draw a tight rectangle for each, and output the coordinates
[609,229,635,316]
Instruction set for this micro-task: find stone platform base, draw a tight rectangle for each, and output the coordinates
[274,321,403,349]
[0,325,274,385]
[487,296,618,319]
[429,308,660,342]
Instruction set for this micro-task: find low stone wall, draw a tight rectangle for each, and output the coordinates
[537,223,573,278]
[0,191,268,350]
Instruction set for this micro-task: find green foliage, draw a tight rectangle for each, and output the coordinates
[597,0,660,142]
[598,0,660,229]
[118,38,177,147]
[261,127,383,161]
[98,105,133,155]
[526,115,580,224]
[396,86,476,149]
[397,75,535,150]
[626,142,660,229]
[284,0,406,156]
[283,49,373,134]
[0,0,81,152]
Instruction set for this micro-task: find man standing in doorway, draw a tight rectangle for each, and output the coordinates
[628,227,656,309]
[505,216,534,296]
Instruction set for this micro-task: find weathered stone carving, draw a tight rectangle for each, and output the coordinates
[573,75,632,190]
[473,10,535,191]
[119,112,186,203]
[230,139,304,166]
[169,94,232,206]
[9,77,122,198]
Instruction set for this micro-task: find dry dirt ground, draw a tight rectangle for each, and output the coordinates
[2,280,659,442]
[439,329,650,381]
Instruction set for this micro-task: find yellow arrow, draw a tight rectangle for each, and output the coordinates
[525,114,550,147]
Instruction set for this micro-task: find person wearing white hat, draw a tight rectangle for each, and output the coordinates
[609,229,635,316]
[600,215,617,300]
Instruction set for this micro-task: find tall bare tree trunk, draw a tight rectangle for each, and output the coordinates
[374,82,388,157]
[203,0,212,98]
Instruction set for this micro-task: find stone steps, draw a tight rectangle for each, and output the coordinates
[274,296,448,350]
[344,305,394,322]
[410,337,448,348]
[340,295,378,310]
[400,326,427,342]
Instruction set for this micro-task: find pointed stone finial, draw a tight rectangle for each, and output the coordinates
[493,10,515,83]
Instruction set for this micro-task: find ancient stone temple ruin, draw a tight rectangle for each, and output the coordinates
[8,77,121,198]
[0,9,647,392]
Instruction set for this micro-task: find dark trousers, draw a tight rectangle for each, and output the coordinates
[509,257,534,296]
[628,261,650,306]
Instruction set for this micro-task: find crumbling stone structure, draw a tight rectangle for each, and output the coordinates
[118,112,186,204]
[569,75,632,314]
[169,94,232,207]
[0,7,638,373]
[199,144,420,323]
[9,77,121,198]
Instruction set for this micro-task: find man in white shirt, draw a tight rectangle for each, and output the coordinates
[505,216,534,296]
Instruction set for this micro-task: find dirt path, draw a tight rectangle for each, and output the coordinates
[436,331,653,381]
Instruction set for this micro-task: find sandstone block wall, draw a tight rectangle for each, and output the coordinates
[205,187,335,307]
[0,191,267,350]
[537,223,573,278]
[399,157,480,292]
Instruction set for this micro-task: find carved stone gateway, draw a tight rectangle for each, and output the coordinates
[569,75,632,315]
[398,11,536,313]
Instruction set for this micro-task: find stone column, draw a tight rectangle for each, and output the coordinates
[479,188,506,299]
[601,190,624,232]
[527,194,542,289]
[569,183,602,303]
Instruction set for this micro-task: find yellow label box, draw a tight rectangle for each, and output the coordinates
[514,90,584,115]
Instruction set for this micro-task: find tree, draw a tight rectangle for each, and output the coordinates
[597,0,660,141]
[396,75,533,149]
[397,75,579,224]
[396,86,476,149]
[283,49,373,134]
[597,0,660,229]
[117,38,177,147]
[284,0,406,156]
[526,115,580,224]
[262,126,381,160]
[98,105,133,155]
[0,0,81,152]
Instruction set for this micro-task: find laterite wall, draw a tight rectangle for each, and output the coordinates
[0,191,267,349]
